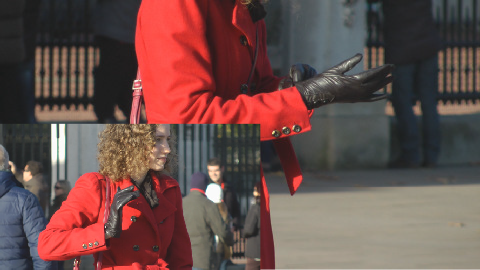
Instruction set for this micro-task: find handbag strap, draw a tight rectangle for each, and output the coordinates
[130,70,143,124]
[73,176,111,270]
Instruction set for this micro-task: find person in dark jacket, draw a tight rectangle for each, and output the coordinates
[370,0,442,168]
[0,144,54,270]
[243,182,260,270]
[183,172,233,270]
[92,0,141,123]
[0,0,27,123]
[207,158,241,230]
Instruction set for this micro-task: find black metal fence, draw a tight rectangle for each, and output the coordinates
[36,0,96,109]
[173,124,261,259]
[0,124,52,178]
[366,0,480,104]
[0,124,52,215]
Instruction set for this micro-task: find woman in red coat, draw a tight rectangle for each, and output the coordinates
[135,0,393,268]
[38,125,193,270]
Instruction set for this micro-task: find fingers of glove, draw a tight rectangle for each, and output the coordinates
[291,64,318,83]
[327,53,362,74]
[116,190,140,209]
[361,75,394,94]
[290,63,306,83]
[353,64,394,83]
[361,93,389,102]
[303,64,318,80]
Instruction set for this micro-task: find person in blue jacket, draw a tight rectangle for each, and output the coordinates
[0,144,55,270]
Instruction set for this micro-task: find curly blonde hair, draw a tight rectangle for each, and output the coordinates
[97,124,178,182]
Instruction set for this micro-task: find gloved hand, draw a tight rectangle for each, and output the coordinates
[278,63,317,90]
[104,186,140,239]
[295,53,394,110]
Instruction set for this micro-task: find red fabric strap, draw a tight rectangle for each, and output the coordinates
[130,70,143,124]
[190,188,206,195]
[272,137,303,195]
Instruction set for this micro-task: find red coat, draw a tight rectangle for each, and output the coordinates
[136,1,309,268]
[38,172,192,270]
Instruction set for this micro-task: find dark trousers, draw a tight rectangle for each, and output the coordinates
[391,55,441,164]
[93,36,137,123]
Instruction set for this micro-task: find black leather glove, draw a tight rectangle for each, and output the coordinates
[104,186,140,239]
[278,63,317,90]
[295,53,394,110]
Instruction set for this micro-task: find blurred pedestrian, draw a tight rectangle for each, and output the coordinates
[17,0,42,123]
[183,172,233,270]
[243,182,260,270]
[0,0,27,123]
[0,144,55,270]
[38,124,192,269]
[135,0,394,267]
[10,160,49,213]
[371,0,442,168]
[92,0,141,123]
[207,158,241,231]
[205,183,233,270]
[48,180,71,222]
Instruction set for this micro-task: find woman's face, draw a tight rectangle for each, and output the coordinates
[148,125,171,171]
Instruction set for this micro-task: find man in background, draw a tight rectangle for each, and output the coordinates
[207,158,241,230]
[10,160,49,213]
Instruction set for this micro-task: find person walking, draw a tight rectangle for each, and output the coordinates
[0,144,54,270]
[38,125,193,269]
[183,172,233,270]
[370,0,442,168]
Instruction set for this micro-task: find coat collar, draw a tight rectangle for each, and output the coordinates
[232,0,258,49]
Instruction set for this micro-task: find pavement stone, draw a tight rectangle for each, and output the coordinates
[267,165,480,269]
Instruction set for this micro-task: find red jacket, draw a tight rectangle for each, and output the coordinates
[38,172,192,270]
[136,1,310,268]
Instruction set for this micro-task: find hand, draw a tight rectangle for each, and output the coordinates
[8,161,17,174]
[104,186,140,239]
[295,54,394,110]
[278,63,317,90]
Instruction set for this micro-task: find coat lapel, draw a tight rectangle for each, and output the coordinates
[232,1,257,52]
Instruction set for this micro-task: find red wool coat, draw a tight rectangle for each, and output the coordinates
[38,172,192,270]
[136,0,311,268]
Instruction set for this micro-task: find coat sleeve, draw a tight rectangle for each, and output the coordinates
[135,0,313,141]
[243,204,259,238]
[205,202,234,246]
[22,193,55,270]
[38,173,108,261]
[165,187,193,270]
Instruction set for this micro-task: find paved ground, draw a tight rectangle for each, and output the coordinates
[267,165,480,269]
